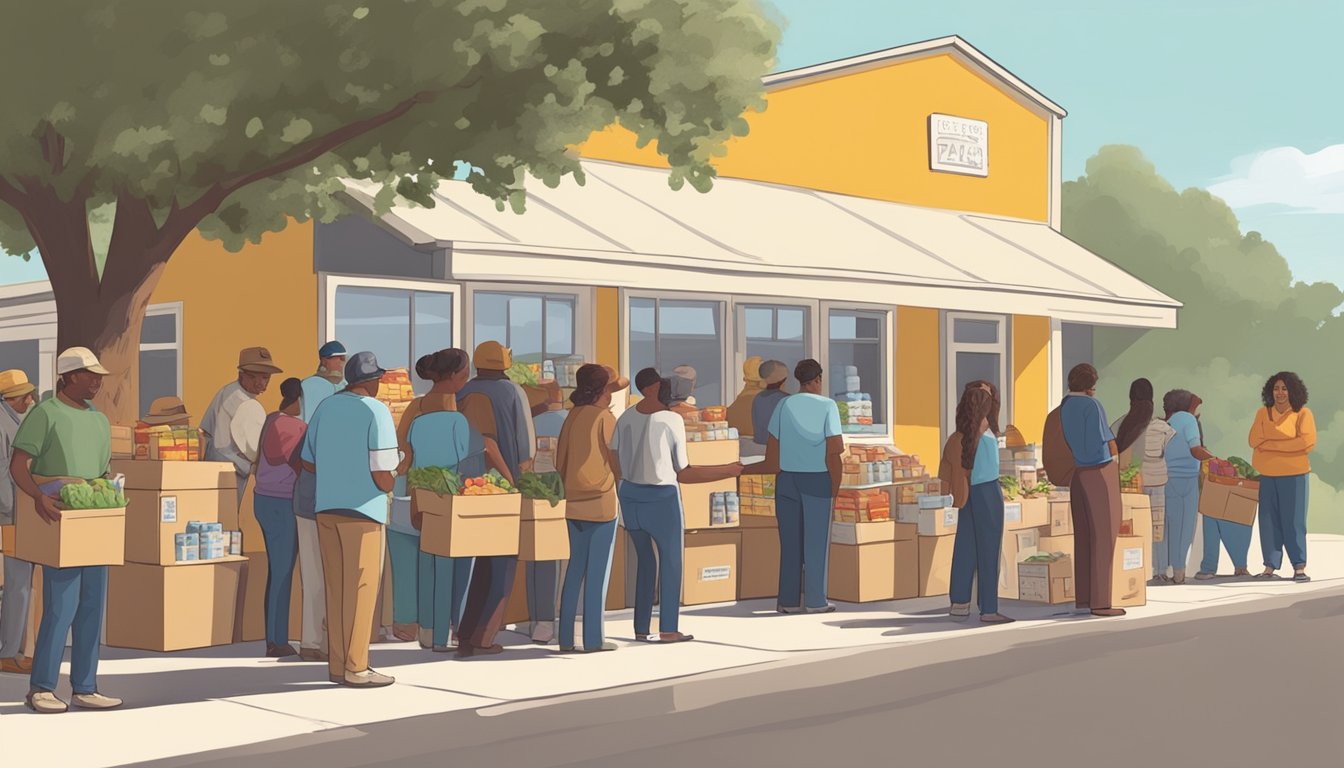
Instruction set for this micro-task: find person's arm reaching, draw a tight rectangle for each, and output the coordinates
[395,399,421,476]
[757,401,785,476]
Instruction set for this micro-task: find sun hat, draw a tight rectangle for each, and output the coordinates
[141,396,191,426]
[238,347,282,374]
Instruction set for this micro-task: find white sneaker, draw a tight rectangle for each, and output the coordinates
[71,692,123,711]
[343,669,395,688]
[418,628,433,649]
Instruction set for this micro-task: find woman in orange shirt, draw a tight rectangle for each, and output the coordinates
[1248,372,1316,583]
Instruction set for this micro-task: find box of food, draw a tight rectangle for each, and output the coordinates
[1037,533,1075,560]
[1112,535,1147,608]
[686,439,740,467]
[999,528,1041,600]
[106,558,246,652]
[1015,497,1049,530]
[1018,554,1074,604]
[235,551,303,643]
[123,489,229,565]
[829,538,896,603]
[916,507,958,537]
[739,523,781,600]
[681,478,739,530]
[917,535,955,597]
[417,489,522,558]
[111,426,135,459]
[833,488,891,523]
[174,533,199,562]
[918,494,954,510]
[112,459,237,492]
[1198,481,1258,527]
[15,494,126,568]
[1048,495,1073,536]
[518,499,568,561]
[682,530,739,606]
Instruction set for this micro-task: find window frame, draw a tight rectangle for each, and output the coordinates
[463,282,593,365]
[140,302,184,408]
[621,289,732,406]
[820,301,894,444]
[942,310,1012,439]
[733,297,820,392]
[319,273,463,375]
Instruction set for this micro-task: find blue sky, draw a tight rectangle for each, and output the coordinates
[3,1,1341,286]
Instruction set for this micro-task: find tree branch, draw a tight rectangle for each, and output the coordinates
[0,175,28,215]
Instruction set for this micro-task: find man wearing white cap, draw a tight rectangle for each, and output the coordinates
[200,347,283,505]
[0,368,38,674]
[9,348,121,713]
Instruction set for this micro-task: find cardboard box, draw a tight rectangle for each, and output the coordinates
[893,538,918,599]
[1037,533,1075,560]
[235,551,303,643]
[1014,497,1049,530]
[1199,481,1258,527]
[1048,496,1073,536]
[0,523,13,558]
[1112,535,1147,607]
[686,440,740,467]
[916,507,958,537]
[682,529,739,606]
[829,539,896,603]
[1018,556,1075,604]
[892,521,918,541]
[681,478,740,531]
[518,499,569,561]
[606,526,627,611]
[107,558,245,651]
[999,528,1041,600]
[739,524,780,600]
[830,520,895,546]
[418,490,522,557]
[917,535,955,597]
[113,459,237,491]
[16,494,126,568]
[741,513,779,529]
[110,426,135,459]
[124,489,229,565]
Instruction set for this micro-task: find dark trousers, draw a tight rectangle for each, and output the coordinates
[949,480,1006,614]
[775,471,834,610]
[457,555,518,649]
[1070,462,1121,610]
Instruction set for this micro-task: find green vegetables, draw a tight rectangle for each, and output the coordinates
[517,471,564,507]
[59,479,126,509]
[1119,466,1141,486]
[999,475,1021,500]
[407,466,463,496]
[506,362,539,387]
[1227,456,1260,480]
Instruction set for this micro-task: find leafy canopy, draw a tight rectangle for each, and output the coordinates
[0,0,779,257]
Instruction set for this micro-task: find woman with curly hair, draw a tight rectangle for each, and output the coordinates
[1249,372,1316,582]
[942,387,1013,623]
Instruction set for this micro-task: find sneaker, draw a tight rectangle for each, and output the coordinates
[1090,608,1127,617]
[299,648,329,663]
[25,691,68,714]
[266,643,298,659]
[531,621,556,644]
[980,613,1016,624]
[657,632,695,643]
[582,642,619,653]
[418,628,433,650]
[343,669,395,688]
[805,604,837,614]
[71,692,123,711]
[1194,572,1217,581]
[776,604,806,615]
[0,656,33,674]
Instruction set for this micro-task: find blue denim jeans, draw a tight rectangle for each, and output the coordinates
[619,482,683,635]
[559,518,618,650]
[949,480,1005,615]
[418,551,472,647]
[1259,474,1309,569]
[1201,516,1252,573]
[525,561,559,624]
[255,493,299,647]
[1165,476,1200,574]
[30,565,106,694]
[775,472,834,610]
[386,528,420,625]
[1145,485,1168,576]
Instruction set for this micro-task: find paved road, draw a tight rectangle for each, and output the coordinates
[139,588,1344,768]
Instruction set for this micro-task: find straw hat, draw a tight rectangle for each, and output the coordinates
[0,369,35,399]
[141,396,191,426]
[238,347,282,374]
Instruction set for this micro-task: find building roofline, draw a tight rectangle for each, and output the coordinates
[764,35,1067,118]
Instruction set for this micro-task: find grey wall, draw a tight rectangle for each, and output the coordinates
[1061,322,1094,388]
[315,215,445,280]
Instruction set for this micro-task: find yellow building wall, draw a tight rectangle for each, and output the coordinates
[581,52,1050,221]
[1011,315,1051,444]
[894,307,942,471]
[595,287,621,370]
[151,222,317,419]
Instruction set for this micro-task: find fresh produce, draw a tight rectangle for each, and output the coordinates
[517,471,564,507]
[999,475,1021,500]
[1227,456,1260,480]
[1023,552,1064,563]
[59,479,126,509]
[1025,478,1053,497]
[407,466,464,497]
[460,469,517,496]
[1119,465,1141,487]
[506,362,539,388]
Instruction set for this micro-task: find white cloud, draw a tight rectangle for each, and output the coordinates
[1208,144,1344,214]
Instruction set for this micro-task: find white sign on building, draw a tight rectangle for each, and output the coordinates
[928,113,988,177]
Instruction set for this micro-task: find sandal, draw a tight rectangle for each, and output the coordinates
[1252,572,1280,580]
[949,603,971,618]
[1194,572,1217,581]
[1294,572,1311,583]
[980,613,1015,624]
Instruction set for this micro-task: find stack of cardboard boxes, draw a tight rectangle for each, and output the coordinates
[738,474,778,600]
[681,432,741,606]
[1011,489,1150,608]
[901,491,956,597]
[105,460,248,651]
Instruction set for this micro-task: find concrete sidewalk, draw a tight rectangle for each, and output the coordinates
[2,534,1340,767]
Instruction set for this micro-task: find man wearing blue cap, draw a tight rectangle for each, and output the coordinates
[302,341,347,424]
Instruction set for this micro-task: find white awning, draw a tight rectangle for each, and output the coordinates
[343,160,1179,329]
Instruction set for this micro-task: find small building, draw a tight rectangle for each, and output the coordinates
[0,36,1177,464]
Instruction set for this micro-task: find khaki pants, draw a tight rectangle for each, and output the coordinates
[295,517,328,653]
[317,513,384,678]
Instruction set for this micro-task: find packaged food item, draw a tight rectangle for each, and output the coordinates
[175,533,200,562]
[229,531,243,556]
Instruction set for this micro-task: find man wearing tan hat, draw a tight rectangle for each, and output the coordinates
[200,347,282,505]
[0,369,38,674]
[10,347,122,713]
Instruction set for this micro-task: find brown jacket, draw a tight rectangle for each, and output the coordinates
[938,432,971,510]
[1042,406,1076,486]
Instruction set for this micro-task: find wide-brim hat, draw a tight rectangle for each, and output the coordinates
[604,366,630,393]
[0,369,36,399]
[238,346,282,374]
[142,396,191,426]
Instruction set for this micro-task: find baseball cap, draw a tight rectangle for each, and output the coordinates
[474,341,512,371]
[0,369,36,399]
[345,351,387,386]
[318,341,347,359]
[56,347,110,376]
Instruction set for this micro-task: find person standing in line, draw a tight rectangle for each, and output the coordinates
[401,349,511,652]
[727,356,765,436]
[751,360,789,448]
[758,359,843,615]
[254,378,306,658]
[556,365,626,653]
[1108,380,1176,584]
[300,352,398,688]
[301,341,347,424]
[517,378,565,645]
[0,369,38,674]
[964,380,1002,436]
[1250,372,1316,583]
[1058,364,1125,617]
[667,365,700,417]
[200,347,282,506]
[1160,390,1219,584]
[10,348,122,713]
[455,341,535,658]
[942,387,1014,623]
[612,368,744,643]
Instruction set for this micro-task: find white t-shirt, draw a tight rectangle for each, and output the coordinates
[610,409,688,486]
[1111,415,1176,487]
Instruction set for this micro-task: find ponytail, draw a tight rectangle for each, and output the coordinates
[416,348,469,382]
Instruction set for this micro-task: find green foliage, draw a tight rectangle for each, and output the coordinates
[58,479,126,509]
[518,471,564,506]
[0,0,779,255]
[407,466,463,496]
[1063,146,1343,530]
[507,362,539,387]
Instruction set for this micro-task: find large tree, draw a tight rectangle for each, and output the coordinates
[0,0,779,423]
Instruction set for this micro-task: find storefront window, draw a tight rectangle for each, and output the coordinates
[473,291,576,365]
[742,304,809,394]
[334,285,455,394]
[139,306,181,419]
[628,296,725,407]
[945,313,1008,434]
[828,309,887,435]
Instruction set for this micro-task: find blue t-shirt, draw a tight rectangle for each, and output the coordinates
[300,375,339,424]
[752,388,788,446]
[970,431,1000,486]
[1059,394,1115,468]
[1164,411,1203,478]
[768,393,842,473]
[302,391,398,523]
[533,409,568,439]
[409,411,486,478]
